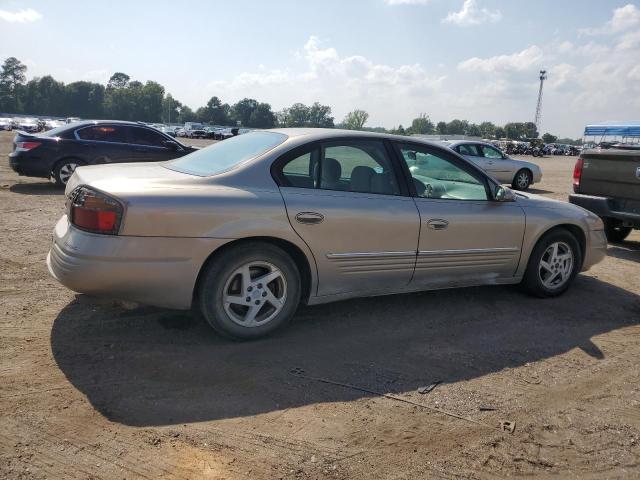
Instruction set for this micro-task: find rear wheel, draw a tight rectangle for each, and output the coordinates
[512,169,532,190]
[521,229,582,298]
[53,159,84,186]
[198,242,301,340]
[604,218,632,243]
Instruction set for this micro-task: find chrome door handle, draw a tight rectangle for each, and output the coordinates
[295,212,324,225]
[427,219,449,230]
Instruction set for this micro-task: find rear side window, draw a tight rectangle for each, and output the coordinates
[281,150,318,188]
[77,125,127,143]
[277,140,401,196]
[128,127,167,147]
[165,131,287,176]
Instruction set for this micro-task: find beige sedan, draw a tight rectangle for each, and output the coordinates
[48,129,607,339]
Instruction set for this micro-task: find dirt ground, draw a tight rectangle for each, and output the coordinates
[1,130,639,479]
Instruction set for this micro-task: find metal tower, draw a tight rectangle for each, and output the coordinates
[534,70,547,133]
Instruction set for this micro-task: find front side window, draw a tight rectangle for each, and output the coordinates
[481,145,505,159]
[166,131,287,176]
[457,144,482,156]
[128,127,167,147]
[76,125,126,143]
[397,144,488,201]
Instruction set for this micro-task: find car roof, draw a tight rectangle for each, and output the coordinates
[267,127,448,148]
[446,140,495,147]
[64,120,157,129]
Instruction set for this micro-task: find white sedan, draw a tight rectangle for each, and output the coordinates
[445,140,542,190]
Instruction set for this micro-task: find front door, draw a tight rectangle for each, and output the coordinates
[479,144,513,183]
[276,139,420,297]
[396,142,525,288]
[126,126,178,163]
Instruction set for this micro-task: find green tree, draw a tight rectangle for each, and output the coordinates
[408,114,435,134]
[249,102,276,128]
[542,133,557,143]
[64,81,105,117]
[107,72,130,90]
[523,121,538,139]
[231,98,258,126]
[479,121,496,139]
[278,103,309,127]
[21,76,66,115]
[494,127,506,139]
[436,121,447,134]
[342,109,369,130]
[197,96,231,125]
[467,123,481,137]
[0,57,27,112]
[446,119,469,135]
[307,102,334,127]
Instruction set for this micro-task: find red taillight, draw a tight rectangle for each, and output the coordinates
[70,186,123,235]
[15,141,41,151]
[572,157,584,193]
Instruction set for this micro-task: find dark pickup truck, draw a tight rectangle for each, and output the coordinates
[570,145,640,242]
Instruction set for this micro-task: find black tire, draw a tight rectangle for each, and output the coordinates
[198,241,301,340]
[53,158,85,186]
[512,169,532,190]
[521,228,582,298]
[604,218,632,243]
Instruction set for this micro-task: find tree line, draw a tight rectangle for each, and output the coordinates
[0,56,575,142]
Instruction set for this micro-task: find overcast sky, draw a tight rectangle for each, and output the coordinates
[1,0,639,137]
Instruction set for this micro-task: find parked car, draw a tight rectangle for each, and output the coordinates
[9,120,197,186]
[158,126,177,137]
[0,117,12,131]
[47,128,606,339]
[187,128,207,139]
[570,122,640,242]
[17,117,40,133]
[444,140,542,190]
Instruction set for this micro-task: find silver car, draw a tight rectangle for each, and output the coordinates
[48,129,606,339]
[445,140,542,190]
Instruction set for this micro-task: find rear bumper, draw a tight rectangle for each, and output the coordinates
[570,194,640,228]
[47,216,230,309]
[9,151,54,178]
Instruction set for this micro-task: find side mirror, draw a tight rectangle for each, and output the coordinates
[494,185,516,202]
[163,140,179,150]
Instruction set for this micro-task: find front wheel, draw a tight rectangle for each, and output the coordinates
[604,218,632,243]
[512,169,532,190]
[521,229,582,298]
[198,242,301,340]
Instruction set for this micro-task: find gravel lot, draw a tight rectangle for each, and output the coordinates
[1,130,639,479]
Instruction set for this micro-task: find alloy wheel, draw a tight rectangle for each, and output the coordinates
[222,261,287,327]
[58,162,78,184]
[538,241,573,289]
[516,171,530,189]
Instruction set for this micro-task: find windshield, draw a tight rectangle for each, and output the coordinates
[165,131,287,176]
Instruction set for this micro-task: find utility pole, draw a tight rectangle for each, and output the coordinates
[534,70,547,135]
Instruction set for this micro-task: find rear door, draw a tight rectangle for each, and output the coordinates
[275,139,420,297]
[74,125,134,164]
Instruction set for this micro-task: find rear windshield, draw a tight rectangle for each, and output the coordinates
[40,125,72,137]
[164,131,287,176]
